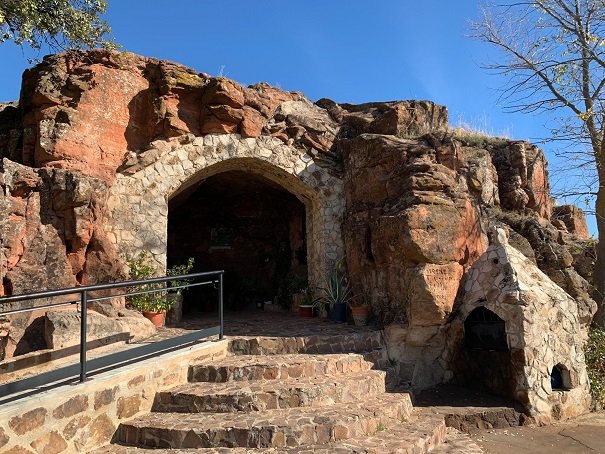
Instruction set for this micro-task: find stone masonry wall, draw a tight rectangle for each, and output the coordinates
[107,133,344,288]
[0,340,227,453]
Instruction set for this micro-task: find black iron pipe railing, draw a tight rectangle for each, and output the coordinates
[0,270,224,400]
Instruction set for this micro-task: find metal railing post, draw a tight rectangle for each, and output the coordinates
[79,290,88,382]
[219,273,224,340]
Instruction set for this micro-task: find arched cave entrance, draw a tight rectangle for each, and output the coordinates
[167,170,308,315]
[452,305,517,399]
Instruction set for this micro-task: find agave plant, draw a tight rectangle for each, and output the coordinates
[320,263,353,309]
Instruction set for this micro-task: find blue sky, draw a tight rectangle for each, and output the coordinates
[0,0,597,234]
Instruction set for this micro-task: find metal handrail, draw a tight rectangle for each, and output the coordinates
[0,270,224,400]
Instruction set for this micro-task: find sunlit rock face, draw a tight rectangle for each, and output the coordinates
[0,50,595,420]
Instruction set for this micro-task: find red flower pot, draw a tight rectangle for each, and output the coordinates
[298,305,314,318]
[142,311,166,327]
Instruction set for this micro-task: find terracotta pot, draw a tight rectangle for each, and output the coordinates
[350,306,369,326]
[299,305,314,318]
[142,311,166,327]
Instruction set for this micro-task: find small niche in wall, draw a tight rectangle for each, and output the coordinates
[464,306,509,351]
[551,364,572,391]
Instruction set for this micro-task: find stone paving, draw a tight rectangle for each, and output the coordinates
[153,310,379,339]
[471,411,605,453]
[431,428,484,453]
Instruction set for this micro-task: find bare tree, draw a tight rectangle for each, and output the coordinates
[473,0,605,326]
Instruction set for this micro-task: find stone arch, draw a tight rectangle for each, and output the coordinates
[463,306,509,351]
[105,133,344,289]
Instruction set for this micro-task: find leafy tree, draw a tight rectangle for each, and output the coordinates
[0,0,114,51]
[473,0,605,326]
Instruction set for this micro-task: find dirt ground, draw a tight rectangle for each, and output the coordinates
[471,411,605,453]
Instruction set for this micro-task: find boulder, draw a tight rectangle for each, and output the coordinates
[489,141,553,218]
[44,310,129,350]
[44,309,156,351]
[552,205,590,239]
[318,99,448,138]
[114,309,156,342]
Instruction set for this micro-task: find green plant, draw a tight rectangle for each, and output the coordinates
[290,275,308,293]
[126,253,195,313]
[375,423,388,433]
[586,327,605,409]
[320,261,353,310]
[301,288,322,307]
[166,257,195,295]
[0,0,117,52]
[276,274,309,310]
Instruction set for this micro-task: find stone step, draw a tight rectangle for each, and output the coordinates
[95,412,444,453]
[188,353,374,383]
[327,412,446,453]
[417,405,525,433]
[429,427,484,453]
[154,370,386,413]
[227,331,384,356]
[118,393,414,449]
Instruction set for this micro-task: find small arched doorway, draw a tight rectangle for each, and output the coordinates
[464,306,508,351]
[167,169,308,315]
[452,305,516,398]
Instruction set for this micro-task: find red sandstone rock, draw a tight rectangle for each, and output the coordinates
[552,205,590,239]
[318,99,449,138]
[240,106,267,138]
[244,83,300,117]
[0,159,123,359]
[489,141,553,219]
[342,134,487,325]
[201,78,245,108]
[20,56,150,182]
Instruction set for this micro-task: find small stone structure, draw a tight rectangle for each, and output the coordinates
[0,50,598,422]
[452,227,591,423]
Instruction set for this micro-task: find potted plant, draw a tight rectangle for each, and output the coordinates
[165,257,195,325]
[298,287,322,318]
[126,253,194,327]
[349,290,370,326]
[320,261,352,323]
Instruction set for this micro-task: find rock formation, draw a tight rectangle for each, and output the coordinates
[0,50,597,420]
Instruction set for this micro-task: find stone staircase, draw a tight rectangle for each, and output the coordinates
[93,331,483,453]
